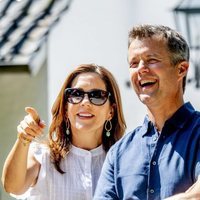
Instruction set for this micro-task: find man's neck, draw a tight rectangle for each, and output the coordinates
[147,100,184,132]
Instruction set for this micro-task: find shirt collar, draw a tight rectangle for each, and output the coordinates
[141,115,151,137]
[70,144,105,157]
[164,102,195,129]
[141,102,195,137]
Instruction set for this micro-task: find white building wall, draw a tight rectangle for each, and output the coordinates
[48,0,200,133]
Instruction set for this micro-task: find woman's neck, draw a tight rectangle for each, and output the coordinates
[71,131,102,150]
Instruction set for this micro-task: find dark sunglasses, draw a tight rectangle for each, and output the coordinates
[65,88,111,106]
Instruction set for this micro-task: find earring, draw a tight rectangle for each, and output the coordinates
[66,118,70,135]
[105,120,112,137]
[52,132,58,141]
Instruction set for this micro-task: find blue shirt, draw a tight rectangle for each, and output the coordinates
[94,102,200,200]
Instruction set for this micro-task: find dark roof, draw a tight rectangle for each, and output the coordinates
[0,0,72,75]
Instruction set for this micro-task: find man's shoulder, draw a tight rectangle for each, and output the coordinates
[122,126,143,141]
[193,109,200,118]
[187,104,200,125]
[110,125,143,154]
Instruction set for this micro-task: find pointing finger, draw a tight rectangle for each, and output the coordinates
[25,106,40,124]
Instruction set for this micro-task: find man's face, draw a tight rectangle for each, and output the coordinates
[128,37,181,107]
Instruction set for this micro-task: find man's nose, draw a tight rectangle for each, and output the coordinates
[138,60,149,74]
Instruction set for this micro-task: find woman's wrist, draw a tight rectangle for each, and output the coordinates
[17,132,32,146]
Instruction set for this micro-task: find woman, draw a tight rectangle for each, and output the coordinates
[2,63,126,200]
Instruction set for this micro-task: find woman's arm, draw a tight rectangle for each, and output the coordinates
[1,107,45,195]
[2,140,40,194]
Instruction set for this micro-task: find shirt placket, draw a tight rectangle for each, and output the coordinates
[147,130,162,200]
[85,151,92,200]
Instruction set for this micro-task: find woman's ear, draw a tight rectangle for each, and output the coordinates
[108,104,115,120]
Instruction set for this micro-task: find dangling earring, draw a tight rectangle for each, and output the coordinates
[66,118,70,135]
[52,132,58,141]
[105,120,112,137]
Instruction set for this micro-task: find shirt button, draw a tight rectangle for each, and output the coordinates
[153,135,158,141]
[163,135,166,139]
[150,189,154,194]
[151,144,155,147]
[152,161,156,165]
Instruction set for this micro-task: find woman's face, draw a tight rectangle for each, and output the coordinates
[66,72,113,138]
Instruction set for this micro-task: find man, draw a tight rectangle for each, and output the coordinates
[93,24,200,199]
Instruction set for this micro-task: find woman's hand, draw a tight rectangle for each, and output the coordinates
[17,107,46,146]
[2,107,46,194]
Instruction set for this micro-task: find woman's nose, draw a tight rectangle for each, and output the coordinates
[80,94,91,105]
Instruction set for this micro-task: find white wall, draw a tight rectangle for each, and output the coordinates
[48,0,200,133]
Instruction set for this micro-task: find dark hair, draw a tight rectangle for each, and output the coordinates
[49,63,126,173]
[128,24,190,92]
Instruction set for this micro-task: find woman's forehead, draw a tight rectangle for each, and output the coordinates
[71,72,106,89]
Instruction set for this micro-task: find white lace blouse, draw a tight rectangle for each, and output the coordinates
[12,143,106,200]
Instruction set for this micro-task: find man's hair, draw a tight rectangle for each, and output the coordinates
[128,24,190,92]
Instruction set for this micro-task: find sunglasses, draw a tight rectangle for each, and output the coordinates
[65,88,111,106]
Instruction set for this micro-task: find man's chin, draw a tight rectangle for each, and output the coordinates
[139,94,152,105]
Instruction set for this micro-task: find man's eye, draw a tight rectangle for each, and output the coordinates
[130,62,138,68]
[148,59,158,64]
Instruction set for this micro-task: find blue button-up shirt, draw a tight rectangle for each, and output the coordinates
[94,102,200,200]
